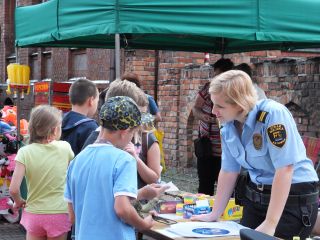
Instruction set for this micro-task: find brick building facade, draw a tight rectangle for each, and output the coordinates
[1,0,320,171]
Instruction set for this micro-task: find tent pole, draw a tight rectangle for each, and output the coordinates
[15,0,21,144]
[115,34,121,79]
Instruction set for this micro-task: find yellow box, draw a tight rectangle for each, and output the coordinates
[211,198,243,220]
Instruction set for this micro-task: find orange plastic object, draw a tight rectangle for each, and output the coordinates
[19,119,28,135]
[1,106,17,126]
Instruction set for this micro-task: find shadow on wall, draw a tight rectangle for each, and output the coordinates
[285,101,314,137]
[186,110,198,168]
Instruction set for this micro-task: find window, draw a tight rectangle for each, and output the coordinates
[29,53,39,80]
[43,51,52,79]
[70,49,87,78]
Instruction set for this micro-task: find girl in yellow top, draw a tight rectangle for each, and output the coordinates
[10,105,74,240]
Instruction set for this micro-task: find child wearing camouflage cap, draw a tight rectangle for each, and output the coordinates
[64,96,154,240]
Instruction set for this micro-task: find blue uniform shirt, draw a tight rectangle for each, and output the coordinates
[221,99,318,185]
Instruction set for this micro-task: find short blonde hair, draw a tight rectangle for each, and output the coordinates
[28,105,62,144]
[209,70,258,115]
[105,79,148,108]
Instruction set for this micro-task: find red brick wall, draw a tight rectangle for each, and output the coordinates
[123,49,320,168]
[1,1,320,172]
[87,49,111,80]
[255,58,320,137]
[123,50,156,95]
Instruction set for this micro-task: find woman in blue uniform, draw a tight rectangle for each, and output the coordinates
[191,70,319,239]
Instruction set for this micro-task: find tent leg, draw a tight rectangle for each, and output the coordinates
[15,43,22,145]
[115,34,121,79]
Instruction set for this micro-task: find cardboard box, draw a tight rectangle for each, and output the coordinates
[183,204,211,219]
[222,198,243,220]
[156,200,182,214]
[211,198,243,220]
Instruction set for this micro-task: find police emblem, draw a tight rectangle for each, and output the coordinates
[267,124,287,148]
[253,133,263,150]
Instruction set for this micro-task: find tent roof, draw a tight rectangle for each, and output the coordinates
[15,0,320,53]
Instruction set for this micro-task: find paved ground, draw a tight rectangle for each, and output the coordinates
[162,166,199,193]
[0,217,25,240]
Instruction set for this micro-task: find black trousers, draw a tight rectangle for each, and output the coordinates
[197,155,221,196]
[240,182,319,240]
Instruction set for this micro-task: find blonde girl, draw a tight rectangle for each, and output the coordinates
[10,105,74,240]
[125,110,162,188]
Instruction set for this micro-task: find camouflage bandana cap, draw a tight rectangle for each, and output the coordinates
[99,96,142,130]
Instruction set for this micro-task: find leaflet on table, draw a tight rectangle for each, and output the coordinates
[166,221,247,238]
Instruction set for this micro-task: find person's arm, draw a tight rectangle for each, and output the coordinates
[192,94,216,123]
[139,142,161,183]
[191,170,238,222]
[255,165,293,236]
[312,212,320,235]
[114,195,154,230]
[68,203,75,224]
[154,112,162,123]
[9,162,26,209]
[124,142,161,184]
[148,95,162,122]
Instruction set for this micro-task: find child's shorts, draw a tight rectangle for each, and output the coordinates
[20,211,72,238]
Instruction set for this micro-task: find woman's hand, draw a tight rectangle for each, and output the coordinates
[255,220,276,236]
[191,212,218,222]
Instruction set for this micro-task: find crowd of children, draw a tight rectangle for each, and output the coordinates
[8,76,165,240]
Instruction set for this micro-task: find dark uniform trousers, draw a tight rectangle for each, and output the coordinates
[240,181,319,240]
[197,155,221,196]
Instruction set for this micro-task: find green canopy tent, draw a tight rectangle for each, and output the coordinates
[15,0,320,78]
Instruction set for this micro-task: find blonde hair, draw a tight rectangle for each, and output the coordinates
[28,105,62,144]
[209,70,258,115]
[105,79,148,107]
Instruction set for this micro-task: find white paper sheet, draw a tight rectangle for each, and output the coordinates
[158,213,184,221]
[163,181,179,192]
[167,221,247,238]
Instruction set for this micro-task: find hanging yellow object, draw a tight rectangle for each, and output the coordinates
[6,63,31,95]
[153,128,166,172]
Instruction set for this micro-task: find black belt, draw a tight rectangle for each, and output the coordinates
[248,180,318,193]
[245,185,319,206]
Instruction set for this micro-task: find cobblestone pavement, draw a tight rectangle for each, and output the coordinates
[0,218,25,240]
[162,167,199,193]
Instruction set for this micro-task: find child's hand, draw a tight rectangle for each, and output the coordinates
[141,214,154,230]
[139,184,170,200]
[123,142,138,158]
[12,198,26,210]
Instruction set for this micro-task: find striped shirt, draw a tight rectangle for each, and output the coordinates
[198,82,221,156]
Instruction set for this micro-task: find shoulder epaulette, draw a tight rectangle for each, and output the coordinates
[256,110,268,123]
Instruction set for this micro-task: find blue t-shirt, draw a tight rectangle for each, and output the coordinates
[0,121,12,133]
[147,94,159,115]
[221,99,318,185]
[64,143,138,240]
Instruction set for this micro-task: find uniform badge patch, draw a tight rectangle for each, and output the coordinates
[256,111,268,123]
[267,124,287,148]
[253,133,263,150]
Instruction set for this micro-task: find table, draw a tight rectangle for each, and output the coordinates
[141,217,240,240]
